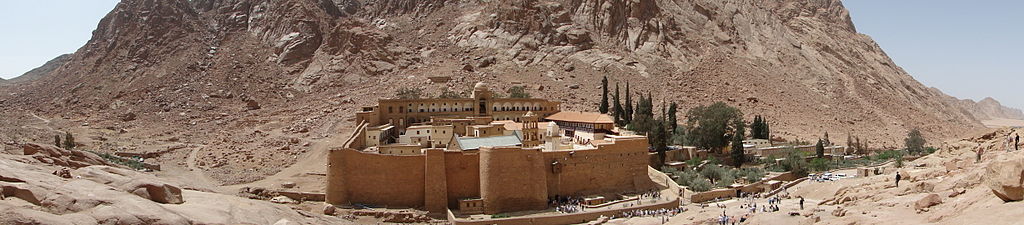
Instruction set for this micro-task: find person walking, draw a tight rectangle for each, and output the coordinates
[977,144,985,163]
[895,171,902,187]
[799,196,804,210]
[1016,134,1019,151]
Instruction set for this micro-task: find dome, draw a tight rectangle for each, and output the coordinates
[524,111,536,117]
[474,82,488,90]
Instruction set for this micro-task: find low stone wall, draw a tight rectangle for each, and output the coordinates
[688,172,798,203]
[276,191,326,202]
[450,198,680,225]
[690,189,737,203]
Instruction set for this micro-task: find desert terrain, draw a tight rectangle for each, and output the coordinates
[2,0,1024,224]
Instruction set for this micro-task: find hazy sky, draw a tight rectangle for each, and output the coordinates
[843,0,1024,109]
[0,1,1019,109]
[0,1,119,79]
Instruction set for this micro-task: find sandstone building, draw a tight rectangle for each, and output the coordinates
[327,83,657,216]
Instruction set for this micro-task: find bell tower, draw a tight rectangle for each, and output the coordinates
[521,111,541,147]
[472,82,492,116]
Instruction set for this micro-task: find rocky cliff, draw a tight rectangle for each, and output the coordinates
[0,0,993,184]
[963,97,1024,121]
[4,54,72,84]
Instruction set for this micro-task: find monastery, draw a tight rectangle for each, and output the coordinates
[326,82,661,216]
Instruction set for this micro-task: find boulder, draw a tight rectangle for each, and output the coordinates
[22,143,107,168]
[245,99,262,110]
[323,204,336,215]
[271,196,297,204]
[984,158,1024,201]
[281,182,296,188]
[129,182,184,204]
[76,166,184,204]
[914,193,942,211]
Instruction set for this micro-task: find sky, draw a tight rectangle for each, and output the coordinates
[0,1,1019,110]
[843,0,1024,109]
[0,0,119,79]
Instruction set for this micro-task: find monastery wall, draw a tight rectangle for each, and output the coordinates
[543,137,654,198]
[443,151,481,208]
[327,148,427,208]
[480,146,549,214]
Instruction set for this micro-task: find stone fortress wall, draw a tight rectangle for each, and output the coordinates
[326,133,655,214]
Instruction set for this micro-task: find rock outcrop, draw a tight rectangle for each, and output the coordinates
[984,158,1024,201]
[0,157,345,224]
[22,143,108,168]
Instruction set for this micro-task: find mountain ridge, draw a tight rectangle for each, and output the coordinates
[0,0,996,184]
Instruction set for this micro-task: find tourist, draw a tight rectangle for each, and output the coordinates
[799,196,804,210]
[895,171,902,187]
[977,144,984,163]
[1016,134,1019,151]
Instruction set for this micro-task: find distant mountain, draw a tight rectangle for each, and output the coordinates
[6,54,73,84]
[963,97,1024,120]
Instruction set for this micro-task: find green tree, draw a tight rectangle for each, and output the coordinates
[904,128,926,155]
[823,131,831,147]
[810,158,830,172]
[63,131,75,150]
[668,102,678,133]
[438,90,463,99]
[396,87,423,99]
[624,82,633,124]
[782,149,809,177]
[600,76,609,114]
[730,119,747,168]
[613,83,624,126]
[685,102,744,151]
[815,139,825,158]
[54,134,61,147]
[508,86,530,98]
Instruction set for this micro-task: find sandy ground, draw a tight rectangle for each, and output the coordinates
[982,118,1024,128]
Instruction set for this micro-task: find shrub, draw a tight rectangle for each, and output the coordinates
[782,150,809,177]
[395,87,423,99]
[508,86,530,98]
[810,158,830,172]
[904,128,927,155]
[689,178,713,192]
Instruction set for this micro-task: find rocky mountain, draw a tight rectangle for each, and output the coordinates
[962,97,1024,121]
[5,54,73,84]
[0,0,996,184]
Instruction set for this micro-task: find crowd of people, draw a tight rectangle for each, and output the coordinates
[550,195,585,213]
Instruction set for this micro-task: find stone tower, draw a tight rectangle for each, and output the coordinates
[472,82,492,116]
[521,111,541,147]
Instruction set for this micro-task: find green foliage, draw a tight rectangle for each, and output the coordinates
[624,82,633,124]
[781,149,809,177]
[600,76,609,114]
[925,147,938,154]
[700,164,726,184]
[668,102,679,134]
[62,131,75,150]
[507,86,530,98]
[612,83,624,127]
[54,135,61,147]
[707,156,722,166]
[730,119,747,168]
[685,157,704,168]
[438,90,464,99]
[750,115,771,139]
[671,127,687,146]
[395,87,423,99]
[685,102,744,151]
[810,158,830,172]
[688,177,713,192]
[904,128,927,155]
[875,150,903,161]
[90,151,146,170]
[739,168,766,182]
[815,139,825,158]
[491,214,511,219]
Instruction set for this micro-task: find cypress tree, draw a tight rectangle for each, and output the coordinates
[667,102,678,134]
[815,139,825,158]
[624,82,633,124]
[599,76,609,114]
[54,134,62,147]
[63,131,75,150]
[731,119,747,168]
[613,83,624,127]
